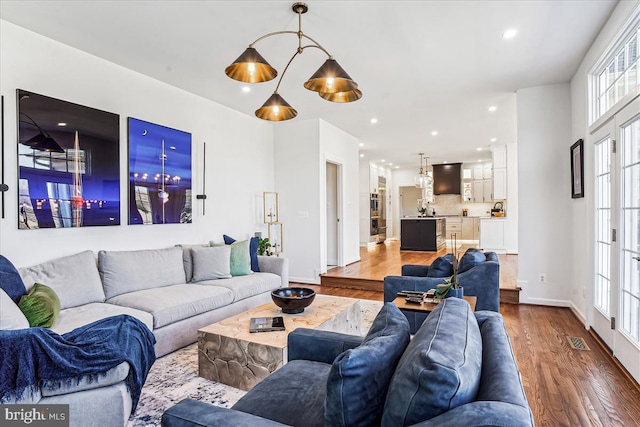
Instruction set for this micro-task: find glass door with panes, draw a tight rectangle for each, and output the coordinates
[591,96,640,383]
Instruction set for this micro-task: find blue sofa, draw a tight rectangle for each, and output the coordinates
[161,298,534,427]
[384,250,500,333]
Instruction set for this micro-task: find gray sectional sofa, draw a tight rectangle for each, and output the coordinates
[3,245,288,427]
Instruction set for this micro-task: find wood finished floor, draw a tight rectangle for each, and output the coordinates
[299,243,640,427]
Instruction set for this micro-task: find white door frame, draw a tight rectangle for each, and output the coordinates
[324,157,344,268]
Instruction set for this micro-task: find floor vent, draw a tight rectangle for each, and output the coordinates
[567,336,591,351]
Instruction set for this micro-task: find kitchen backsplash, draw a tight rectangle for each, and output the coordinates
[430,194,501,217]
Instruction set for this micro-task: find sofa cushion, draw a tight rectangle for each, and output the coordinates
[0,255,27,304]
[99,247,186,299]
[325,303,410,427]
[229,240,252,276]
[176,243,208,282]
[50,303,154,335]
[197,272,281,302]
[0,288,30,330]
[191,246,232,281]
[232,360,330,427]
[19,251,105,309]
[457,248,486,274]
[106,284,234,329]
[426,253,454,277]
[18,283,61,328]
[223,234,260,272]
[382,298,483,426]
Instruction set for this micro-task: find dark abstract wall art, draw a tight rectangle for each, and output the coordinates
[17,89,120,229]
[128,117,192,225]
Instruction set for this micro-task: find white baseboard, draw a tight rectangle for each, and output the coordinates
[521,297,574,307]
[344,256,360,266]
[289,276,320,285]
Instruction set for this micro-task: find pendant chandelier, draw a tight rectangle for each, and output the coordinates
[414,153,433,189]
[224,2,362,122]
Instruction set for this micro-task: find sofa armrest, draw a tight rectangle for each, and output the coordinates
[288,328,363,364]
[412,401,534,427]
[456,261,500,312]
[162,398,287,427]
[401,264,430,277]
[257,256,289,287]
[41,362,130,397]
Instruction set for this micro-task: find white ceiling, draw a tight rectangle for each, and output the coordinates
[0,0,617,171]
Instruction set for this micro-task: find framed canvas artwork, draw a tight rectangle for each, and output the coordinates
[17,89,120,229]
[570,139,584,199]
[128,117,192,224]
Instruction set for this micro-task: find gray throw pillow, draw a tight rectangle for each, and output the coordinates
[191,246,232,281]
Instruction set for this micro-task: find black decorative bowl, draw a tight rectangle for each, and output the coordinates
[271,287,316,314]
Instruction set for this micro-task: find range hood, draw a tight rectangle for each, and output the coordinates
[432,163,462,195]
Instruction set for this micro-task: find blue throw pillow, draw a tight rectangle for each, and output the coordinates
[325,303,410,427]
[426,254,454,277]
[0,255,27,305]
[458,248,486,274]
[382,298,483,426]
[223,234,260,272]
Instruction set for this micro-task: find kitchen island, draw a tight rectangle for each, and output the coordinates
[400,217,446,251]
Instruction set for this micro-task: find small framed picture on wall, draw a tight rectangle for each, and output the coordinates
[570,139,584,199]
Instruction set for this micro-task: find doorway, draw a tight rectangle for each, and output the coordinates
[590,95,639,383]
[326,161,341,268]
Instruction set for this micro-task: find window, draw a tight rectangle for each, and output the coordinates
[592,10,640,123]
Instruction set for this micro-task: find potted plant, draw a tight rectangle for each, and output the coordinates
[435,235,464,299]
[258,237,273,256]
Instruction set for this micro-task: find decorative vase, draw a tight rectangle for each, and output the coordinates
[446,287,464,299]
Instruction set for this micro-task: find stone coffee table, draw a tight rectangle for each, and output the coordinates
[198,294,362,391]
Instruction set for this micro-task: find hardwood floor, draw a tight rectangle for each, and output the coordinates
[321,240,521,302]
[299,243,640,426]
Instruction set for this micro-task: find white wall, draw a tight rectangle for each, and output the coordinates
[504,142,519,253]
[517,83,572,306]
[569,0,640,321]
[274,119,360,283]
[0,21,274,267]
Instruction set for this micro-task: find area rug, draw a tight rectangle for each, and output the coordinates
[127,342,246,427]
[127,299,383,426]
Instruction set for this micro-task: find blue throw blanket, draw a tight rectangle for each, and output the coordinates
[0,314,156,411]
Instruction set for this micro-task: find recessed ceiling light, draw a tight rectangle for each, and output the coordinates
[359,142,364,147]
[360,154,364,158]
[388,162,393,166]
[477,148,482,151]
[488,106,497,112]
[478,159,483,162]
[381,159,386,163]
[370,118,378,124]
[502,29,517,39]
[242,86,251,93]
[395,166,399,169]
[443,161,448,164]
[57,122,67,126]
[490,138,497,142]
[431,131,438,136]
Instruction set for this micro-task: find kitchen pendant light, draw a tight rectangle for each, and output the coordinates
[414,153,433,189]
[225,2,362,122]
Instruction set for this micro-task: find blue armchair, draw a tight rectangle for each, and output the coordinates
[384,250,500,333]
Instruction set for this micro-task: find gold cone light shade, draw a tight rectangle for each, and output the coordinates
[225,47,278,83]
[304,59,358,94]
[319,88,363,103]
[255,93,298,121]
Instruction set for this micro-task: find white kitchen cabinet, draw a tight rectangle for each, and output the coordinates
[483,162,492,179]
[473,217,480,240]
[493,167,507,200]
[483,179,493,202]
[472,180,484,203]
[445,217,462,237]
[473,164,484,180]
[462,166,473,180]
[461,217,474,240]
[479,218,506,252]
[492,145,507,168]
[369,165,378,193]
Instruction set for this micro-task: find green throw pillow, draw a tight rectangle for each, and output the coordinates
[18,283,61,328]
[229,239,252,276]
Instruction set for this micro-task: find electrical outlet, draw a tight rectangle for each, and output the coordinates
[539,273,546,284]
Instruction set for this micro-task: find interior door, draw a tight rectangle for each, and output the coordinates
[326,162,339,267]
[590,95,640,383]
